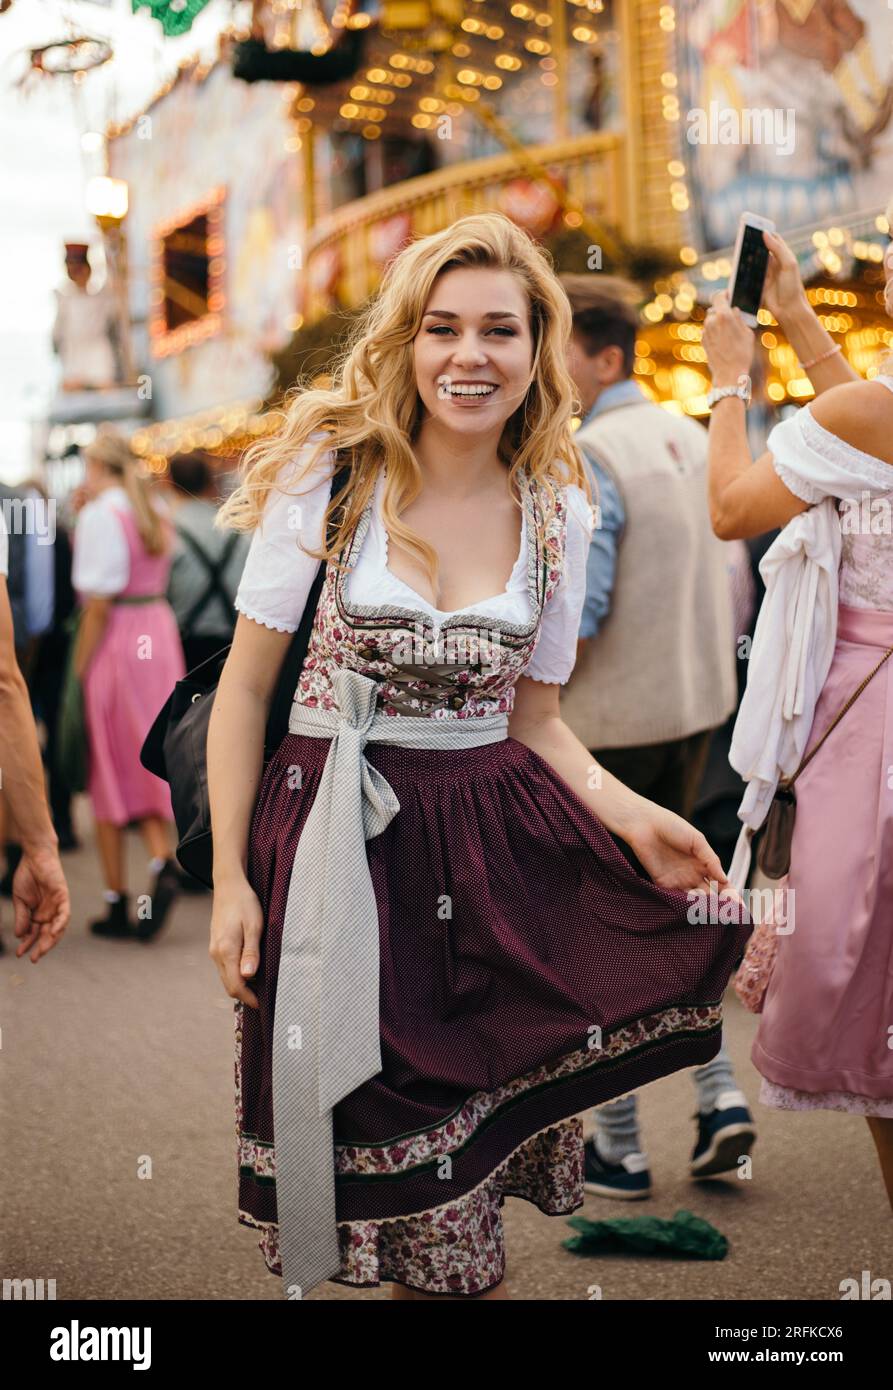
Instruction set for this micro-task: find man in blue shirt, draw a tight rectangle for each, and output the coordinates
[575,388,629,640]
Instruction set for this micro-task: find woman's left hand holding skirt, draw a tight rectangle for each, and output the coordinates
[628,802,731,892]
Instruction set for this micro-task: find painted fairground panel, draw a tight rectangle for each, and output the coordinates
[109,62,303,419]
[675,0,893,250]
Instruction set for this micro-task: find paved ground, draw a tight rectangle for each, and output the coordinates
[2,804,891,1302]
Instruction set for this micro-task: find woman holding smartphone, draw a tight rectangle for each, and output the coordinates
[208,212,750,1300]
[703,221,893,1212]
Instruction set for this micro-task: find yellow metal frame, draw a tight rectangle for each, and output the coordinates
[620,0,685,247]
[303,130,625,320]
[301,1,685,322]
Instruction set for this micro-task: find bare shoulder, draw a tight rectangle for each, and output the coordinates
[808,381,893,466]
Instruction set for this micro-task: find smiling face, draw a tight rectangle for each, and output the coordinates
[412,266,534,440]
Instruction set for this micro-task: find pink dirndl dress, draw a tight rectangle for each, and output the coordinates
[78,500,185,826]
[752,479,893,1118]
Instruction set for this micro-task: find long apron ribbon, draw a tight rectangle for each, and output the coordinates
[271,667,508,1298]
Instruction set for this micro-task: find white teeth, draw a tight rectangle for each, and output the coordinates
[448,384,497,397]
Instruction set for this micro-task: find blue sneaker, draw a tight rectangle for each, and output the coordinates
[690,1089,757,1178]
[583,1139,652,1199]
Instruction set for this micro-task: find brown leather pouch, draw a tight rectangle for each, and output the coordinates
[755,781,796,879]
[753,641,893,882]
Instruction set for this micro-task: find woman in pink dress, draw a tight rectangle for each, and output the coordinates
[72,428,185,940]
[703,225,893,1212]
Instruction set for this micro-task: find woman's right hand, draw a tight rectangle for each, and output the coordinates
[761,229,808,326]
[209,874,265,1008]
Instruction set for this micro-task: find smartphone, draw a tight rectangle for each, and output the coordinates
[729,212,775,326]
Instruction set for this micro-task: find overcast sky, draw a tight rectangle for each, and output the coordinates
[0,0,236,484]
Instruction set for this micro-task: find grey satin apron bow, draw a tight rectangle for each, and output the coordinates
[271,667,508,1298]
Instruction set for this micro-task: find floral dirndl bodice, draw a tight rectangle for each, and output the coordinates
[295,473,568,720]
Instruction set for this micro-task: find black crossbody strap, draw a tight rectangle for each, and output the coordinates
[264,463,351,753]
[784,640,893,789]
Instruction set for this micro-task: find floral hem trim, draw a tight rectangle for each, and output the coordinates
[237,1002,721,1187]
[240,1116,585,1294]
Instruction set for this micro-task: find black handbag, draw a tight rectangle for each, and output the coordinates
[140,464,349,887]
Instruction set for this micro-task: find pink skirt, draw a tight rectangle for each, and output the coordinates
[752,601,893,1113]
[83,599,184,825]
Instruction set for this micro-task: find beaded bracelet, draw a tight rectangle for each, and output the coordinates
[799,343,842,371]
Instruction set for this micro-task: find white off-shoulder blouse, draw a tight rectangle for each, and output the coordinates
[234,445,595,685]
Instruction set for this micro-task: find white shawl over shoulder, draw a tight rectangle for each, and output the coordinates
[726,398,893,889]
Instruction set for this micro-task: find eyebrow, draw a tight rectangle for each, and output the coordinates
[422,310,522,320]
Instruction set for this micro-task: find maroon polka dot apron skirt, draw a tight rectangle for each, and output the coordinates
[235,730,750,1296]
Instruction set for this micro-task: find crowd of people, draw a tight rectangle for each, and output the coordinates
[0,442,248,944]
[1,210,891,1300]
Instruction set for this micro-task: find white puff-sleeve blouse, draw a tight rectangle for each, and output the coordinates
[234,440,595,685]
[71,487,132,597]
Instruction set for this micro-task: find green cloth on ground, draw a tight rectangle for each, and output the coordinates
[131,0,211,38]
[563,1209,728,1260]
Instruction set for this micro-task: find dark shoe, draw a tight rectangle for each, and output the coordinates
[56,827,80,853]
[690,1089,757,1178]
[136,859,181,941]
[90,896,137,938]
[583,1139,652,1199]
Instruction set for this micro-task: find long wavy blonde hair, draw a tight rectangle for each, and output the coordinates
[217,211,591,588]
[85,426,169,556]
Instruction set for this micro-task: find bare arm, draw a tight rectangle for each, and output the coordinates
[0,583,57,855]
[703,283,893,538]
[777,294,860,394]
[508,677,730,891]
[708,426,811,541]
[762,230,859,395]
[208,614,292,880]
[207,614,292,1006]
[0,579,69,958]
[703,292,811,540]
[703,228,865,540]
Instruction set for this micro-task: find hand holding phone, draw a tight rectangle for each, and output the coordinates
[729,213,775,326]
[703,289,756,398]
[761,227,808,326]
